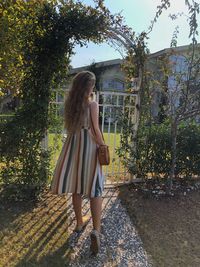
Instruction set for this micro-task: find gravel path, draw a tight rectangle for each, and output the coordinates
[66,187,152,267]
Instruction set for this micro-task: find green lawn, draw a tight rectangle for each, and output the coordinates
[49,131,128,183]
[0,130,128,184]
[0,191,72,267]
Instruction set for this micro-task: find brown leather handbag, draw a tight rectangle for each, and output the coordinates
[89,106,110,165]
[98,144,110,165]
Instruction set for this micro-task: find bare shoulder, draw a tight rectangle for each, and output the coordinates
[89,101,98,110]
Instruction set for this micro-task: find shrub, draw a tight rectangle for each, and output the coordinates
[176,122,200,177]
[123,121,200,179]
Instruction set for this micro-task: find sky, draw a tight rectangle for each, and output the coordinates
[71,0,200,68]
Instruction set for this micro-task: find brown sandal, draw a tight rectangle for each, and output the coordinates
[90,229,100,255]
[74,215,90,233]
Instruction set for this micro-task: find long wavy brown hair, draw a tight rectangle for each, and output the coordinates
[64,71,96,133]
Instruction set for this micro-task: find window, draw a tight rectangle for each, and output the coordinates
[102,79,124,91]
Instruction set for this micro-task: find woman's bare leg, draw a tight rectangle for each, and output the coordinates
[72,193,83,226]
[90,196,102,232]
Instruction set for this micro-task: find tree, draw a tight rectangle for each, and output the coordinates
[0,0,124,198]
[152,0,200,189]
[116,0,200,190]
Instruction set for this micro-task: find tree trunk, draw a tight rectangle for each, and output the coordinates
[168,118,178,192]
[131,68,143,179]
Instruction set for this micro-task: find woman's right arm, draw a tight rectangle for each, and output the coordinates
[90,101,105,146]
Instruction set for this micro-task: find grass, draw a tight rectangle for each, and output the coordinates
[119,184,200,267]
[49,131,128,183]
[0,130,128,185]
[0,191,73,267]
[2,183,200,267]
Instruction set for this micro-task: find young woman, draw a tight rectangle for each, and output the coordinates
[51,71,105,255]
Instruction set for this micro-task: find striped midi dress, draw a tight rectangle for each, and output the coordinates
[50,105,104,198]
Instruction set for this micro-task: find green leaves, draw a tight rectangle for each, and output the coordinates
[120,121,200,179]
[0,0,122,199]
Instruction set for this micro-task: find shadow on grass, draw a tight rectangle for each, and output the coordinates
[1,189,114,267]
[0,187,46,233]
[0,190,76,267]
[1,187,147,267]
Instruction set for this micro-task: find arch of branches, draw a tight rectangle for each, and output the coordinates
[0,0,146,199]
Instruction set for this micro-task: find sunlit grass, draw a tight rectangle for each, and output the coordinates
[49,131,128,183]
[0,192,72,267]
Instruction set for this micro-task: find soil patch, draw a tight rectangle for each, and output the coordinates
[118,181,200,267]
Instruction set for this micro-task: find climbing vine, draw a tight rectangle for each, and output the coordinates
[0,0,123,199]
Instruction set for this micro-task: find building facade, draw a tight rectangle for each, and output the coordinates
[1,44,199,122]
